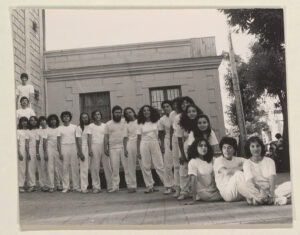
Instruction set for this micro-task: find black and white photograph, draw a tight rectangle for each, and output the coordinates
[10,7,293,230]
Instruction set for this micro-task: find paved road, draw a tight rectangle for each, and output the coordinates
[19,173,292,230]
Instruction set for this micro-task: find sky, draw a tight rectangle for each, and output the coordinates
[45,9,257,129]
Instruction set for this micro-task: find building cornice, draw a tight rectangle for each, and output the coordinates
[44,56,222,82]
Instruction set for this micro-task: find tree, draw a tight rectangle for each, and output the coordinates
[221,9,289,171]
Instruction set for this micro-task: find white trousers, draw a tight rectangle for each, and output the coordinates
[172,135,180,188]
[62,144,80,190]
[27,145,37,187]
[18,144,26,187]
[163,137,174,188]
[36,144,48,187]
[127,140,150,189]
[110,147,129,190]
[47,143,62,189]
[90,143,112,190]
[79,145,89,191]
[140,140,165,188]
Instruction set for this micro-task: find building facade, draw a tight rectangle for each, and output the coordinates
[44,37,225,139]
[12,8,46,115]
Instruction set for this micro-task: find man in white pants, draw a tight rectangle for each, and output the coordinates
[158,100,175,195]
[57,111,80,193]
[105,106,129,193]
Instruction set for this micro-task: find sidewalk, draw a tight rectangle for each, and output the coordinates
[19,173,292,229]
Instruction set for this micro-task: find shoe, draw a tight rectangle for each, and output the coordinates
[62,189,69,193]
[42,186,49,192]
[128,188,137,193]
[173,190,180,198]
[177,194,186,200]
[57,185,63,191]
[27,187,35,192]
[49,188,54,193]
[73,189,81,193]
[82,189,88,194]
[93,189,101,193]
[164,188,173,195]
[144,187,155,193]
[19,187,25,193]
[108,189,119,193]
[274,196,288,206]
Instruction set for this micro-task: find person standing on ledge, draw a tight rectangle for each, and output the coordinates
[16,73,34,109]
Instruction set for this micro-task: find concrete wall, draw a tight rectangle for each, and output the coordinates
[12,9,45,115]
[44,37,225,139]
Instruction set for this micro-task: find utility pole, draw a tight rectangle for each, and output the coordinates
[227,29,247,156]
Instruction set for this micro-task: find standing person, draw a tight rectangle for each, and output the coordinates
[105,106,129,193]
[87,110,112,193]
[16,97,35,123]
[16,73,34,109]
[36,116,49,192]
[158,100,175,195]
[243,136,292,205]
[123,107,149,193]
[17,117,29,193]
[75,113,90,193]
[176,101,203,200]
[137,105,165,193]
[185,138,222,205]
[44,114,62,192]
[187,114,220,155]
[57,111,80,193]
[169,97,182,197]
[25,116,40,192]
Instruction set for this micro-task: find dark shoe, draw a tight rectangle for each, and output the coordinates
[128,188,137,193]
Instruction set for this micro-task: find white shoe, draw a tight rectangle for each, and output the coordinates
[62,189,69,193]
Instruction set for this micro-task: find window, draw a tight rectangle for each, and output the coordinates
[149,86,181,111]
[80,92,111,123]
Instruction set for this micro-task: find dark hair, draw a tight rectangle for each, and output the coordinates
[179,104,203,132]
[18,117,29,129]
[60,111,72,121]
[137,105,160,124]
[91,110,102,121]
[188,137,214,163]
[123,107,137,123]
[177,96,195,113]
[47,114,60,128]
[244,136,266,158]
[20,73,28,80]
[193,114,212,139]
[219,136,238,155]
[112,105,122,114]
[38,116,47,127]
[161,100,172,108]
[20,96,29,104]
[275,133,282,139]
[171,97,183,112]
[28,116,39,130]
[79,112,90,131]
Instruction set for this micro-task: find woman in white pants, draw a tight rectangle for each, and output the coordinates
[158,100,175,195]
[123,107,149,193]
[17,117,29,193]
[44,114,62,192]
[243,136,292,206]
[75,112,90,194]
[87,110,113,193]
[137,105,165,193]
[57,111,80,193]
[25,116,40,192]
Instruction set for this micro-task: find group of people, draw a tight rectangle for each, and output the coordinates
[16,73,291,206]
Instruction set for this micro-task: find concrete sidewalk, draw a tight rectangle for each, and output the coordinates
[19,173,293,229]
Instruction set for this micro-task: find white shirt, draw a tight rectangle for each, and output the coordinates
[187,130,219,146]
[213,156,246,191]
[169,111,177,127]
[243,157,276,188]
[137,121,160,142]
[188,158,217,193]
[57,124,76,145]
[44,127,59,147]
[158,115,171,139]
[87,123,107,144]
[16,108,36,120]
[106,119,126,149]
[17,129,28,147]
[37,128,47,151]
[16,84,34,100]
[26,129,39,148]
[172,113,181,130]
[75,125,89,147]
[124,120,139,141]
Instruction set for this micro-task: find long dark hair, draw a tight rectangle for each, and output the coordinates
[137,105,160,124]
[38,116,47,127]
[18,117,29,130]
[28,116,39,130]
[47,114,60,128]
[124,107,137,123]
[179,104,203,132]
[244,136,266,159]
[188,137,214,163]
[177,96,195,113]
[79,112,90,131]
[193,114,212,139]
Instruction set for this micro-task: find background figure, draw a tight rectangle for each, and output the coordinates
[16,97,36,124]
[16,73,34,109]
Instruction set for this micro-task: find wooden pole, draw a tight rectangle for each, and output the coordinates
[227,29,248,156]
